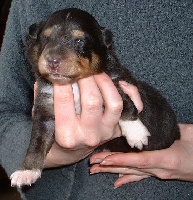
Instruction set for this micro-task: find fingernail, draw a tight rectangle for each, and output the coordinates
[100,161,114,165]
[90,170,100,175]
[90,159,103,164]
[114,183,121,189]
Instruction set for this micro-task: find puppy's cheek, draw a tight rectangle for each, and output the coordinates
[90,52,101,73]
[38,54,48,75]
[79,57,90,75]
[77,52,101,78]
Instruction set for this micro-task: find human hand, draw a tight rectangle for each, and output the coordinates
[90,123,193,188]
[43,73,143,168]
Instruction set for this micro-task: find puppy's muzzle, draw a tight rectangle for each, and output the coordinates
[47,56,61,72]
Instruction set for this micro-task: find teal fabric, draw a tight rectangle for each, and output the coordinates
[0,0,193,199]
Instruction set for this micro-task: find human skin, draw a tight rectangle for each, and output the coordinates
[43,73,143,168]
[90,123,193,188]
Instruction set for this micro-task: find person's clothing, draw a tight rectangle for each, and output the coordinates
[0,0,193,199]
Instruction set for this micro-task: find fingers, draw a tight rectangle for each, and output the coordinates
[90,163,151,176]
[90,152,153,177]
[100,152,154,168]
[119,81,143,113]
[90,149,183,181]
[94,73,123,128]
[91,150,170,169]
[53,74,143,150]
[78,76,103,131]
[114,174,149,188]
[53,84,77,143]
[70,76,104,146]
[90,162,150,188]
[79,73,123,143]
[90,163,149,188]
[108,152,164,168]
[90,151,116,164]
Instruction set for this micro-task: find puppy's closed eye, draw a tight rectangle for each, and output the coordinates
[74,38,85,49]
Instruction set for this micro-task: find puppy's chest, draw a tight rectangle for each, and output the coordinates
[41,83,81,114]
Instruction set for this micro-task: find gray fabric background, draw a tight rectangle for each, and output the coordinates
[0,0,193,199]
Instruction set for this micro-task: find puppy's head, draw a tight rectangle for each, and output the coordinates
[26,8,113,84]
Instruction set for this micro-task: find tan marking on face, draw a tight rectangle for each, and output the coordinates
[90,53,100,72]
[43,27,53,37]
[61,52,81,75]
[78,57,90,77]
[71,30,85,38]
[78,53,101,78]
[38,54,48,75]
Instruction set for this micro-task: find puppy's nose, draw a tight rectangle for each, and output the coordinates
[47,57,61,70]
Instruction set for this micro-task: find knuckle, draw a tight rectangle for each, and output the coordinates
[85,136,101,147]
[84,96,103,112]
[108,100,123,114]
[139,157,151,168]
[55,132,77,149]
[59,139,76,149]
[158,171,173,180]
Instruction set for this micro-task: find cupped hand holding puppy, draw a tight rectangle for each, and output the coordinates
[44,73,143,168]
[90,123,193,188]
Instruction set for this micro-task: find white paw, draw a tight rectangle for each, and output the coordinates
[119,119,151,150]
[10,169,41,188]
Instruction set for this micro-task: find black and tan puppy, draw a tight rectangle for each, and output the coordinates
[10,8,180,187]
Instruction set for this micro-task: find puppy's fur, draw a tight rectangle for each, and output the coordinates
[10,8,180,187]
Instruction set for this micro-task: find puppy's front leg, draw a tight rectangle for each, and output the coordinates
[117,84,150,150]
[11,82,55,187]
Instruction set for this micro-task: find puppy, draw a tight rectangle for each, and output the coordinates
[10,8,180,187]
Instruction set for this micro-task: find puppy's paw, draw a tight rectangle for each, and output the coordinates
[10,169,41,188]
[119,119,150,150]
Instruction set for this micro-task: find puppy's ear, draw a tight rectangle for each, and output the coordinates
[101,27,114,49]
[28,22,45,39]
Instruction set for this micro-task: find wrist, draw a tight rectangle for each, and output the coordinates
[43,142,93,168]
[44,143,67,168]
